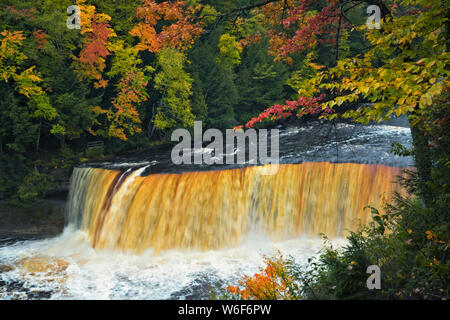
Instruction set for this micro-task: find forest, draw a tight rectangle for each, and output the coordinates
[0,0,448,301]
[0,0,397,205]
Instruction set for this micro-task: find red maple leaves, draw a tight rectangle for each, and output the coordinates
[241,0,342,63]
[33,30,48,50]
[76,16,114,88]
[131,0,203,53]
[73,1,116,88]
[244,94,331,128]
[6,6,37,21]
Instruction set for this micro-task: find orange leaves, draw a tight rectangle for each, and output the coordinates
[0,30,26,66]
[72,1,203,140]
[0,30,25,46]
[159,19,203,51]
[131,0,203,53]
[425,230,436,241]
[226,253,295,300]
[132,27,159,52]
[73,1,116,88]
[107,70,149,140]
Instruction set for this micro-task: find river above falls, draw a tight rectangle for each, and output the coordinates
[84,116,413,174]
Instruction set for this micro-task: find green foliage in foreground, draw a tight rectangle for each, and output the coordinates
[217,92,449,300]
[302,193,449,300]
[10,171,54,207]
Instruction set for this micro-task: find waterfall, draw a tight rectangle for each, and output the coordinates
[66,162,406,253]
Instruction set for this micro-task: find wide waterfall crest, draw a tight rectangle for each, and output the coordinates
[66,162,406,253]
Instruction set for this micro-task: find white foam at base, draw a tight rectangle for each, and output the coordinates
[0,229,345,300]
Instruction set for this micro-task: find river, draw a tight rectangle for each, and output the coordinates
[0,117,413,299]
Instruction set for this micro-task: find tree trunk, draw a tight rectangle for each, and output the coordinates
[36,123,41,153]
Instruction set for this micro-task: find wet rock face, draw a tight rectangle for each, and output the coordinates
[169,273,224,300]
[18,257,70,274]
[0,199,65,239]
[0,278,53,300]
[0,265,14,273]
[0,256,71,300]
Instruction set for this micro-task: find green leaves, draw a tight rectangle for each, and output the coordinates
[153,48,194,133]
[217,33,242,66]
[12,171,54,208]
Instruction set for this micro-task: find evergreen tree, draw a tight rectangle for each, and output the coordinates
[235,39,290,124]
[190,71,208,122]
[188,30,237,130]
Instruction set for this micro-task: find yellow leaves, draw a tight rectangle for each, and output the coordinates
[217,33,242,65]
[357,84,370,95]
[1,30,28,81]
[418,81,443,108]
[429,81,443,96]
[425,230,435,240]
[91,106,108,115]
[0,29,57,123]
[419,94,431,108]
[416,58,426,66]
[14,66,45,98]
[426,60,436,68]
[308,62,325,70]
[405,64,417,73]
[378,69,387,78]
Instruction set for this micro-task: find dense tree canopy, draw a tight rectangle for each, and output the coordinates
[0,0,448,209]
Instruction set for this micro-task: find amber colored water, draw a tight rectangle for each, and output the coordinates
[67,162,406,254]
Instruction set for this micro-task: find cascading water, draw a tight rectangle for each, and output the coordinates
[0,118,413,299]
[66,162,406,253]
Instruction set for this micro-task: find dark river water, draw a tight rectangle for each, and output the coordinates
[85,116,413,173]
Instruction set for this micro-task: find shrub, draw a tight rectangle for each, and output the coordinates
[11,171,54,208]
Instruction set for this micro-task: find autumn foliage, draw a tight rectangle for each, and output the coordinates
[70,0,205,140]
[108,70,149,140]
[249,0,343,63]
[74,0,116,88]
[243,95,329,128]
[225,253,296,300]
[32,30,48,50]
[131,0,203,53]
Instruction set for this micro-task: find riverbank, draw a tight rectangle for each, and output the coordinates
[0,199,66,240]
